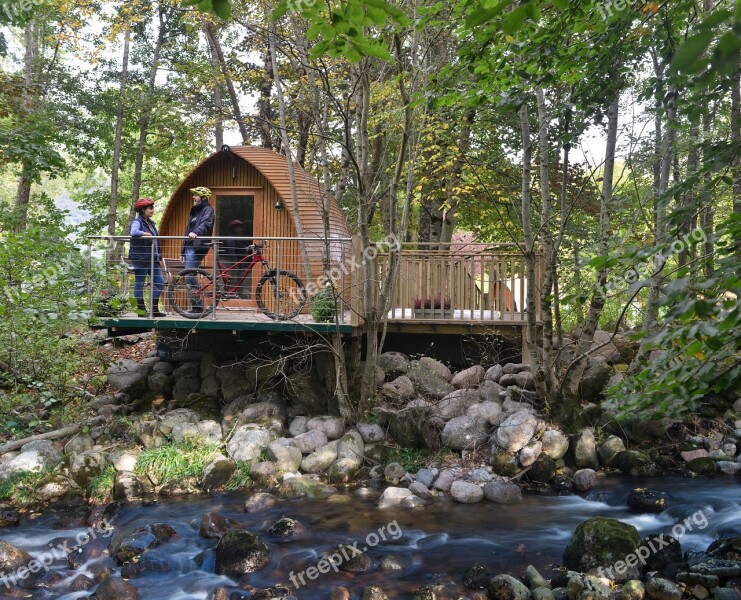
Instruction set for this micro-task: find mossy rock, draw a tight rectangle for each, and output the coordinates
[489,450,520,478]
[687,457,716,476]
[616,450,661,477]
[707,536,741,561]
[527,453,557,483]
[563,517,642,580]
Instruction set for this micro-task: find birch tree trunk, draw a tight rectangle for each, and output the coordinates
[14,23,37,230]
[209,27,224,149]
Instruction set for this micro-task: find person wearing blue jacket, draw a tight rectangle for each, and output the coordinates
[128,198,165,317]
[179,186,215,313]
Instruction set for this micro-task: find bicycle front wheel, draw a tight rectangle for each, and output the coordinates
[256,270,307,320]
[168,268,222,318]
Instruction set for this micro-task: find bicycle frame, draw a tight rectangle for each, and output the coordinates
[202,244,269,297]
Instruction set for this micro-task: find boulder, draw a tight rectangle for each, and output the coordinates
[384,462,406,483]
[378,352,410,379]
[70,451,108,488]
[362,587,389,600]
[7,440,63,473]
[381,376,416,402]
[408,481,432,499]
[540,429,569,460]
[172,375,200,404]
[356,423,385,443]
[645,577,682,600]
[241,401,285,423]
[452,365,486,389]
[244,492,279,512]
[641,534,681,570]
[489,450,521,478]
[515,371,536,391]
[120,552,171,579]
[437,389,481,420]
[289,416,310,437]
[407,360,455,399]
[486,365,504,382]
[579,358,612,399]
[627,489,671,513]
[483,481,522,504]
[214,531,270,577]
[114,471,148,501]
[301,440,339,473]
[267,442,302,472]
[328,431,364,483]
[107,359,152,398]
[467,400,503,425]
[226,425,272,463]
[375,404,440,450]
[0,540,33,574]
[201,455,236,492]
[528,453,557,483]
[598,436,626,467]
[283,368,330,416]
[441,416,489,450]
[278,476,336,500]
[291,429,329,454]
[450,480,484,503]
[94,576,139,599]
[489,574,533,600]
[503,363,530,375]
[33,474,71,502]
[573,429,599,469]
[199,512,233,539]
[432,469,456,491]
[687,457,716,476]
[306,416,345,440]
[158,408,199,435]
[464,562,494,589]
[574,469,597,492]
[415,468,436,488]
[479,380,506,403]
[378,487,412,509]
[215,363,250,402]
[495,411,540,453]
[65,432,95,456]
[267,517,306,538]
[563,517,642,581]
[518,441,542,467]
[108,523,177,563]
[617,451,660,477]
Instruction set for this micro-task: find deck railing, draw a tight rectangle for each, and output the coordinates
[372,242,543,323]
[86,235,354,321]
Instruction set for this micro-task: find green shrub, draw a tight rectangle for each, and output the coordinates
[310,287,337,322]
[0,470,45,506]
[135,438,221,486]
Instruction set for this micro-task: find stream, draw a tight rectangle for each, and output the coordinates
[1,476,739,599]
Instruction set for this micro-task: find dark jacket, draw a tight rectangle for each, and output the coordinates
[222,237,250,262]
[181,200,214,253]
[128,216,161,267]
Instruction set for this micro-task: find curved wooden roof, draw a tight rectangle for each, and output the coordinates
[162,145,351,239]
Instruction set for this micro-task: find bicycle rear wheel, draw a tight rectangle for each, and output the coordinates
[256,270,307,320]
[168,268,222,318]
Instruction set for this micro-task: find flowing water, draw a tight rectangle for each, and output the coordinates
[1,476,739,598]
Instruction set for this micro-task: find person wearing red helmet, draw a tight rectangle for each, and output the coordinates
[222,219,251,298]
[128,198,165,317]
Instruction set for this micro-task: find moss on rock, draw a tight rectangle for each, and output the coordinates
[563,517,642,580]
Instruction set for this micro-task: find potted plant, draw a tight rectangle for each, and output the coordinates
[92,288,129,317]
[413,295,452,318]
[433,294,453,318]
[310,287,337,322]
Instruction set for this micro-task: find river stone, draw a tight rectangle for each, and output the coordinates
[380,555,404,571]
[109,523,177,563]
[226,425,272,463]
[525,565,550,590]
[0,510,19,527]
[469,468,492,482]
[306,416,345,440]
[0,539,33,573]
[566,571,612,600]
[483,481,522,503]
[328,431,364,483]
[478,381,506,403]
[250,461,279,484]
[291,429,329,454]
[489,574,533,600]
[407,360,455,399]
[289,416,310,437]
[114,471,148,501]
[94,575,139,599]
[579,358,612,400]
[65,432,95,456]
[463,562,495,589]
[573,429,599,469]
[201,455,236,492]
[707,535,741,560]
[452,365,486,389]
[619,580,646,600]
[267,517,306,538]
[279,476,336,500]
[8,440,63,473]
[378,487,413,508]
[384,462,406,483]
[378,351,410,378]
[199,512,233,539]
[495,411,540,453]
[441,415,489,450]
[267,441,302,472]
[645,577,682,600]
[158,408,199,435]
[687,457,717,476]
[617,451,661,477]
[121,551,171,579]
[33,474,71,502]
[214,530,270,577]
[356,423,385,443]
[409,481,432,499]
[172,374,200,404]
[563,517,642,581]
[436,389,481,420]
[598,436,626,467]
[107,359,152,398]
[490,450,520,477]
[301,440,339,473]
[533,589,555,600]
[362,586,389,600]
[642,534,681,570]
[515,371,536,390]
[519,441,542,467]
[240,401,285,424]
[541,430,570,460]
[244,492,279,512]
[374,403,440,450]
[382,376,417,401]
[574,469,597,492]
[70,451,108,488]
[432,469,456,492]
[450,480,484,503]
[486,365,504,382]
[415,468,436,487]
[716,461,741,476]
[627,489,672,513]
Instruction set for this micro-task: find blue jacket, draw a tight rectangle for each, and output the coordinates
[181,200,214,254]
[128,216,161,267]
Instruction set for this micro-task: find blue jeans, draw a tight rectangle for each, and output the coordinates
[183,247,207,309]
[133,264,164,304]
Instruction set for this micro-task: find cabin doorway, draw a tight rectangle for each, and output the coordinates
[213,190,262,305]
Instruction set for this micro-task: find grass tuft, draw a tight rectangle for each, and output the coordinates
[226,461,252,490]
[0,470,46,506]
[88,465,117,502]
[135,438,221,486]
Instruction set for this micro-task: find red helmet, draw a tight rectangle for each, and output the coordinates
[228,219,244,228]
[134,198,154,211]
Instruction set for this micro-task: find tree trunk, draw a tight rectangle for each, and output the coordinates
[204,21,249,143]
[107,26,130,264]
[14,23,38,229]
[209,26,224,150]
[259,41,274,149]
[732,68,740,214]
[701,108,715,277]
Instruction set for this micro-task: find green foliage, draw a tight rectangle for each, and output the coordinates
[88,465,116,502]
[0,470,45,506]
[389,447,428,472]
[606,215,741,419]
[225,460,252,490]
[135,438,221,486]
[309,287,337,322]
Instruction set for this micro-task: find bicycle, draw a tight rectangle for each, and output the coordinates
[168,242,307,320]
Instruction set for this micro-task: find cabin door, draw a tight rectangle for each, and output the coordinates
[213,190,262,307]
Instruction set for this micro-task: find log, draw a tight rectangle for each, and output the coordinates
[0,416,106,456]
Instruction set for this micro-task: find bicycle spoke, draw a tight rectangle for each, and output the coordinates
[256,271,306,320]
